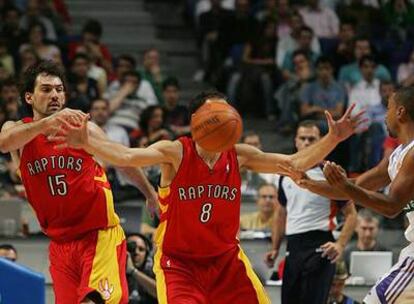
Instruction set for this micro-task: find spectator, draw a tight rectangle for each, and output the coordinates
[0,78,20,121]
[89,98,143,202]
[140,210,160,240]
[131,105,174,149]
[240,183,278,231]
[382,0,414,41]
[0,38,15,76]
[107,71,158,132]
[67,53,101,112]
[299,0,339,39]
[257,0,291,38]
[348,55,386,172]
[327,260,360,304]
[68,19,113,76]
[19,0,58,42]
[264,120,357,304]
[338,37,391,89]
[141,48,163,104]
[331,21,356,76]
[275,50,314,133]
[229,20,280,119]
[337,0,380,36]
[126,233,157,304]
[108,54,137,86]
[19,22,61,63]
[18,47,40,77]
[240,131,268,198]
[0,244,17,262]
[162,77,190,137]
[277,11,321,68]
[1,6,25,66]
[300,56,346,134]
[397,49,414,87]
[343,209,389,268]
[282,25,319,76]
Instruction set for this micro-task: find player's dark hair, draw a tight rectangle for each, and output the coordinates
[0,243,17,254]
[188,90,228,119]
[394,86,414,121]
[20,60,67,116]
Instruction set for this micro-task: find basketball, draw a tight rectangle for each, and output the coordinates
[191,101,243,152]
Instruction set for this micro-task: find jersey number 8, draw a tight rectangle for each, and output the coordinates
[200,202,213,223]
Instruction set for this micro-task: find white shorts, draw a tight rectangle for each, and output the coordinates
[364,244,414,304]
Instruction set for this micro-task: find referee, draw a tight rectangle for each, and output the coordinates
[265,121,357,304]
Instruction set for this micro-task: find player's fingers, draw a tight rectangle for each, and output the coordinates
[343,103,356,118]
[325,110,334,128]
[53,142,69,150]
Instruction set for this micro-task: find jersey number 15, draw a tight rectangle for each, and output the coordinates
[47,174,68,196]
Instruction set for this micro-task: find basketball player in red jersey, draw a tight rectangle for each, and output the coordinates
[0,61,157,304]
[54,91,364,304]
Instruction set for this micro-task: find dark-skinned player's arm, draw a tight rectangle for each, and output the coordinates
[280,156,391,200]
[87,122,159,213]
[0,108,86,153]
[323,150,414,218]
[51,115,177,168]
[237,105,367,174]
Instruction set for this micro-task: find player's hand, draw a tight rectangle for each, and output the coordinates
[326,104,368,142]
[323,161,350,191]
[264,249,279,268]
[43,108,87,136]
[276,163,307,183]
[48,114,90,149]
[145,190,159,218]
[320,242,344,263]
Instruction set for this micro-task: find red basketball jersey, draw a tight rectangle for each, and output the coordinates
[19,117,119,242]
[156,137,241,259]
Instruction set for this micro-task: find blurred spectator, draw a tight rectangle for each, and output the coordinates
[140,209,160,240]
[348,55,386,172]
[126,233,157,304]
[331,21,356,76]
[35,0,68,38]
[300,56,345,134]
[194,0,235,23]
[397,49,414,87]
[67,53,101,112]
[240,131,268,197]
[141,48,163,104]
[338,37,391,89]
[240,183,278,231]
[382,0,414,41]
[19,0,57,42]
[107,71,158,132]
[264,121,357,304]
[68,19,113,76]
[19,22,61,63]
[337,0,380,37]
[327,260,360,304]
[343,209,389,269]
[1,6,25,65]
[0,39,15,76]
[275,50,314,133]
[277,11,321,68]
[256,0,292,38]
[0,63,11,82]
[109,54,137,85]
[0,244,17,262]
[299,0,339,38]
[131,105,174,148]
[162,77,190,137]
[0,77,20,121]
[229,20,280,119]
[89,98,143,202]
[18,47,40,77]
[282,25,319,76]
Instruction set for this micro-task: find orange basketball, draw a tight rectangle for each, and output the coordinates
[191,101,243,153]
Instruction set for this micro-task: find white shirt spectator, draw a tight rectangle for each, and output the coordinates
[276,34,321,67]
[348,78,382,127]
[320,0,379,9]
[105,79,158,106]
[397,63,414,85]
[195,0,235,24]
[299,6,339,38]
[19,16,57,42]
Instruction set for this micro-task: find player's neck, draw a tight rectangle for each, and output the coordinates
[398,123,414,145]
[195,144,221,168]
[32,111,47,121]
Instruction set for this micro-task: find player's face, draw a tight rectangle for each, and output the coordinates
[385,94,398,138]
[25,73,65,119]
[257,186,277,214]
[0,249,17,262]
[295,126,320,151]
[129,236,147,268]
[357,219,378,245]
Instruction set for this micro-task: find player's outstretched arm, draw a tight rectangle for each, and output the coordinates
[0,108,86,153]
[323,154,413,218]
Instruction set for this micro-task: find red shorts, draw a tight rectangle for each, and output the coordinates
[154,245,270,304]
[49,225,128,304]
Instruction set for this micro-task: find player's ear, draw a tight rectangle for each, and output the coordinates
[25,92,33,105]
